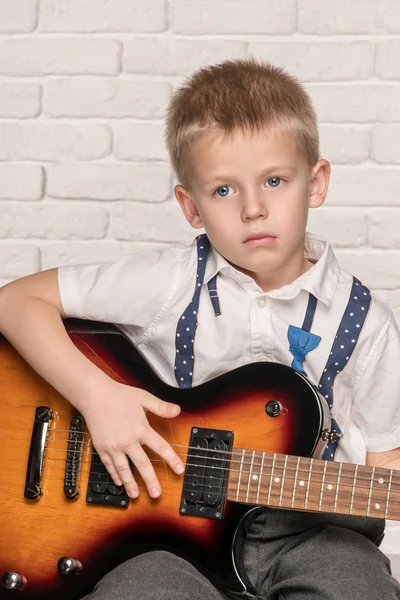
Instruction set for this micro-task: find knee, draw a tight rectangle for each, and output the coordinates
[131,550,181,573]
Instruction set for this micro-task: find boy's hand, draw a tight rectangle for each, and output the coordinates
[80,379,184,499]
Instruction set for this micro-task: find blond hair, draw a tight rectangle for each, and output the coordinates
[165,57,319,187]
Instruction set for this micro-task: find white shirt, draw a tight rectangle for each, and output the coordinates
[58,232,400,466]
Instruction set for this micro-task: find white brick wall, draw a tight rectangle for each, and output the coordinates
[1,0,400,323]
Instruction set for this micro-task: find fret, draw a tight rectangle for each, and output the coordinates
[256,452,265,504]
[349,464,358,515]
[305,458,314,509]
[333,462,342,514]
[367,467,393,519]
[267,454,277,506]
[318,460,328,512]
[366,466,376,517]
[387,469,400,520]
[291,456,301,508]
[278,455,288,508]
[318,460,339,513]
[293,457,310,510]
[235,449,245,503]
[385,470,393,519]
[246,450,256,503]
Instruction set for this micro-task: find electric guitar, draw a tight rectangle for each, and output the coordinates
[0,319,399,599]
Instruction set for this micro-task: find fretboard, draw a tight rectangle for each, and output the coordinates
[227,449,400,520]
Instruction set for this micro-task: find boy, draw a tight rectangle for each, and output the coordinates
[1,58,400,599]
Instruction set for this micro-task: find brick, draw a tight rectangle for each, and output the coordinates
[0,243,39,278]
[371,125,400,164]
[170,0,295,34]
[307,85,400,123]
[298,0,400,34]
[41,241,163,269]
[336,250,400,289]
[0,83,41,117]
[0,0,37,33]
[307,208,366,247]
[124,37,246,76]
[0,124,111,161]
[319,126,369,164]
[114,123,168,162]
[110,201,197,243]
[45,79,170,118]
[0,165,43,200]
[327,167,400,206]
[249,42,372,81]
[39,0,166,32]
[0,39,120,76]
[0,202,108,240]
[368,210,400,249]
[376,41,400,80]
[47,164,171,202]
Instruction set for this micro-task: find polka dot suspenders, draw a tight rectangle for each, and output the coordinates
[174,235,372,460]
[174,235,220,389]
[318,278,371,459]
[289,278,371,459]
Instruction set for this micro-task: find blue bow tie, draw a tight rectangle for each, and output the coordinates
[287,325,321,375]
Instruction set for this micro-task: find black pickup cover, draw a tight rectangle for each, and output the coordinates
[86,451,130,508]
[180,427,233,520]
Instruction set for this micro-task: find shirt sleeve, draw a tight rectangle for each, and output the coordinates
[352,309,400,453]
[57,245,182,342]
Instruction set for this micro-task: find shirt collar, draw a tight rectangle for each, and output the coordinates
[203,232,340,307]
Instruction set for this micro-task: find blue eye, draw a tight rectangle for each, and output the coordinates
[215,185,233,198]
[266,177,282,188]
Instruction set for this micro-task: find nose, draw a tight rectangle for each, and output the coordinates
[241,192,268,222]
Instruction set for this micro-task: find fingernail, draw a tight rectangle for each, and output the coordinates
[175,464,184,474]
[130,489,138,499]
[150,488,160,498]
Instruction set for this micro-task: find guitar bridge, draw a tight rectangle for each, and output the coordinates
[64,416,85,500]
[180,427,233,520]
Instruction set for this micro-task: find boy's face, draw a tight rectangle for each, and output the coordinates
[175,127,330,291]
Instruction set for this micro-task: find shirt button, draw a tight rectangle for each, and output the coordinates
[257,296,267,308]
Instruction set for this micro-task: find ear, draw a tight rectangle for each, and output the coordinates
[309,159,331,209]
[174,185,204,229]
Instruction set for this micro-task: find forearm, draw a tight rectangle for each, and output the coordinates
[380,458,400,471]
[0,288,109,411]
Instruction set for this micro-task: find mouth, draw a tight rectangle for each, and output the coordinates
[243,233,277,247]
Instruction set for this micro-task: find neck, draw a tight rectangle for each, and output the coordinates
[226,449,400,521]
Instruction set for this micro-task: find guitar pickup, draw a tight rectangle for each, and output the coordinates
[86,451,130,508]
[180,427,233,520]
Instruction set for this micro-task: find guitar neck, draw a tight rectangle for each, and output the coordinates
[227,449,400,521]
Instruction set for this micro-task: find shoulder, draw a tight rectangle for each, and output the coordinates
[57,237,200,323]
[333,257,392,333]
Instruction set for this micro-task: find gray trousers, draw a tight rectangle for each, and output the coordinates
[83,508,400,600]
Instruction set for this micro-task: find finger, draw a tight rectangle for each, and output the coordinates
[126,444,162,499]
[96,452,122,486]
[141,393,181,419]
[100,452,139,499]
[143,428,185,475]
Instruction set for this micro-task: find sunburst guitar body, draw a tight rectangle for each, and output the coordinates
[0,320,399,599]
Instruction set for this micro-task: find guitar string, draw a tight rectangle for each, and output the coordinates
[35,456,400,497]
[26,470,400,511]
[41,460,400,500]
[46,430,399,477]
[40,444,400,487]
